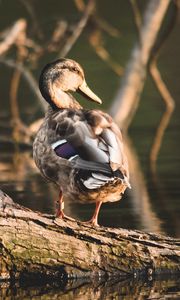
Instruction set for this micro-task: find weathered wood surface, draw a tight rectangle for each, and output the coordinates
[0,190,179,283]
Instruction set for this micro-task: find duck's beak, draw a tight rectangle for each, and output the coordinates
[78,80,102,104]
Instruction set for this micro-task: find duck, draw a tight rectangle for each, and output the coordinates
[33,58,131,226]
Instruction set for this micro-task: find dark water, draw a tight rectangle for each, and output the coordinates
[0,0,180,298]
[1,277,180,299]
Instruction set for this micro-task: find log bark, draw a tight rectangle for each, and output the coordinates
[0,190,179,283]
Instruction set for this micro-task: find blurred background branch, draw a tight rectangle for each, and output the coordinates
[58,0,95,57]
[110,0,171,129]
[148,1,178,173]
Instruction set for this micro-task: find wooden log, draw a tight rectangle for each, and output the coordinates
[0,190,179,283]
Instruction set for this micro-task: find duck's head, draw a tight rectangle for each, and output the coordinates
[39,58,102,109]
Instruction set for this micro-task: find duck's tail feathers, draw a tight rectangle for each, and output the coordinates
[71,156,131,191]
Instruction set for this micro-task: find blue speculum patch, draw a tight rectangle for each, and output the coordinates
[54,142,77,159]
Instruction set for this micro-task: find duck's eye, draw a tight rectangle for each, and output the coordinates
[72,67,80,73]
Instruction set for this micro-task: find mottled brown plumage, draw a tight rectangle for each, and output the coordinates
[33,58,130,226]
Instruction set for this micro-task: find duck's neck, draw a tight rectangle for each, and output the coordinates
[49,86,82,110]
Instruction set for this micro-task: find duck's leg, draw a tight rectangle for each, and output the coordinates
[56,190,74,221]
[83,201,102,226]
[56,190,64,218]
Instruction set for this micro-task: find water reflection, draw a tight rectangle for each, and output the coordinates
[1,277,180,299]
[148,166,180,238]
[125,136,163,234]
[0,134,55,214]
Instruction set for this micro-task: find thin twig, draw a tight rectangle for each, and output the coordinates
[74,0,121,37]
[9,56,32,142]
[59,0,94,57]
[129,0,142,35]
[89,29,123,76]
[48,21,68,52]
[19,0,43,39]
[9,67,21,123]
[75,0,123,75]
[0,19,27,55]
[0,58,46,112]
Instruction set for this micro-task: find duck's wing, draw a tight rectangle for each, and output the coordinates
[51,110,129,188]
[49,109,129,178]
[84,110,129,178]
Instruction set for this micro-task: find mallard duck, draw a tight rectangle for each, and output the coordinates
[33,58,130,226]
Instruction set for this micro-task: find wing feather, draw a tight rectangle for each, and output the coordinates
[50,108,129,179]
